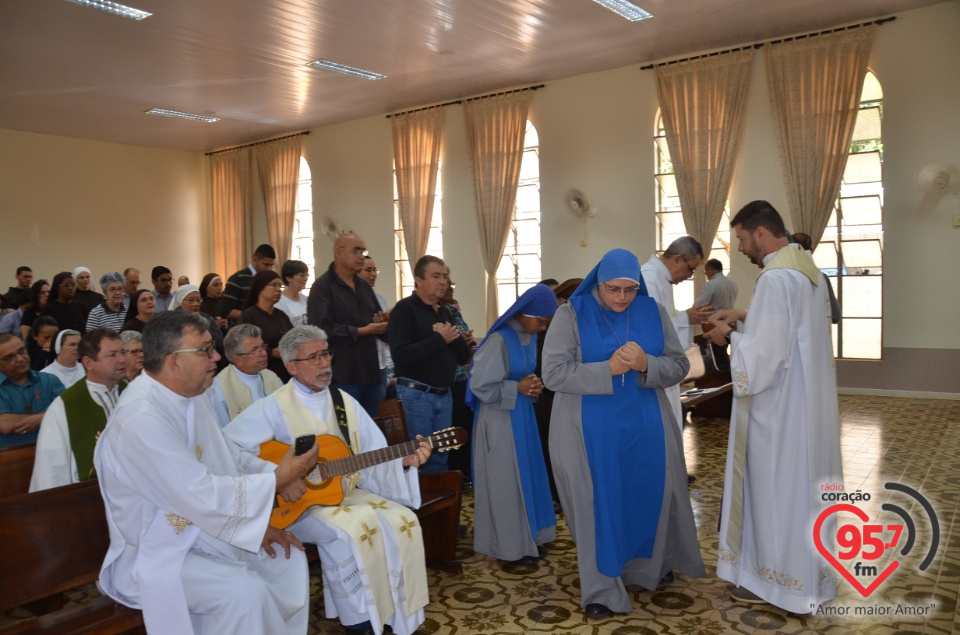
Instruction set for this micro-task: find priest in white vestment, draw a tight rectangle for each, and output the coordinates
[30,328,127,491]
[224,325,432,635]
[705,201,841,613]
[640,237,715,432]
[95,311,319,635]
[209,323,284,426]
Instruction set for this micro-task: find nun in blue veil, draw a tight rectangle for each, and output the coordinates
[466,284,558,565]
[541,248,705,618]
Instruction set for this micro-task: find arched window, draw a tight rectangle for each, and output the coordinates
[394,164,443,301]
[654,113,730,309]
[813,71,884,359]
[291,156,315,291]
[496,120,542,307]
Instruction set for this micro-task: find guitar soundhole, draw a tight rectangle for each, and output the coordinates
[304,459,333,491]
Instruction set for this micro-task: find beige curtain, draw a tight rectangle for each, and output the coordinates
[255,134,305,264]
[655,50,754,293]
[765,27,875,248]
[391,107,444,265]
[210,149,252,279]
[463,90,533,327]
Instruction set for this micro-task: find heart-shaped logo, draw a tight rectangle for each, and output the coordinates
[813,503,899,597]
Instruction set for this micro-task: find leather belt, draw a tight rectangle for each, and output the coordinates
[396,378,450,396]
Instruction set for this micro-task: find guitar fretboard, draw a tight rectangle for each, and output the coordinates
[317,438,428,480]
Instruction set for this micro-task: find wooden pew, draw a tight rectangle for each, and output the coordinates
[681,338,733,419]
[0,480,145,634]
[375,399,464,576]
[0,442,36,498]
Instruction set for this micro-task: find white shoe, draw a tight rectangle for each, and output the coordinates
[730,586,765,604]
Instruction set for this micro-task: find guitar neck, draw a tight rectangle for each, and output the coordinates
[319,438,424,479]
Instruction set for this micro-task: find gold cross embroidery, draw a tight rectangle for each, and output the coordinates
[166,514,193,535]
[332,505,353,516]
[398,515,418,539]
[358,521,379,548]
[368,500,388,511]
[195,444,203,461]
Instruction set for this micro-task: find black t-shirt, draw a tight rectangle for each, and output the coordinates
[388,293,470,389]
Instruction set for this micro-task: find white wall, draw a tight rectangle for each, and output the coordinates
[0,128,207,288]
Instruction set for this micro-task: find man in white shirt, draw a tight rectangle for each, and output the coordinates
[640,236,715,432]
[95,311,317,634]
[224,325,432,635]
[209,323,283,426]
[694,259,738,370]
[704,200,841,613]
[30,328,127,491]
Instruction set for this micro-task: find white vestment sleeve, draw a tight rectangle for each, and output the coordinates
[637,304,690,389]
[728,273,796,398]
[113,406,275,553]
[29,397,79,491]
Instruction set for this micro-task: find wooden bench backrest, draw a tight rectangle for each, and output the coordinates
[0,442,37,498]
[0,480,109,611]
[374,399,408,447]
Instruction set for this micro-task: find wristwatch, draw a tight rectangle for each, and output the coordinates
[724,330,732,344]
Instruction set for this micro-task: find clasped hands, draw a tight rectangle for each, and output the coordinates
[609,341,648,376]
[517,374,544,399]
[432,322,461,343]
[360,310,391,336]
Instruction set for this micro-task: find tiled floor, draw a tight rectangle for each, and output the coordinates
[4,395,958,634]
[310,394,957,635]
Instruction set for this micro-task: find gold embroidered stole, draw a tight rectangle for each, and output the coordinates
[725,245,818,556]
[217,365,283,421]
[274,384,428,618]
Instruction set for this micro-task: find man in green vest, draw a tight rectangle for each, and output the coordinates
[30,328,127,491]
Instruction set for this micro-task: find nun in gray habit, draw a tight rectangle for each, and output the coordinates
[467,284,559,565]
[541,248,704,618]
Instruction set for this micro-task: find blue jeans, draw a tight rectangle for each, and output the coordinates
[332,382,384,419]
[396,382,452,473]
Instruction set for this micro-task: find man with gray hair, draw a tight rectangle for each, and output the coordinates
[209,323,283,427]
[85,272,128,332]
[95,311,316,634]
[225,325,432,635]
[641,236,715,434]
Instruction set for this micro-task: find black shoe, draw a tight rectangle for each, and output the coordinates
[585,603,612,618]
[537,545,548,558]
[500,554,539,566]
[660,571,675,585]
[457,523,468,535]
[687,474,697,484]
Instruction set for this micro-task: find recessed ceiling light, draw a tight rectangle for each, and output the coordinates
[307,60,385,80]
[591,0,653,22]
[146,108,220,123]
[63,0,152,20]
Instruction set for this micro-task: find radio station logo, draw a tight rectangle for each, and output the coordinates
[814,482,939,598]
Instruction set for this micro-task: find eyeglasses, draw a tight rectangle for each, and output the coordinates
[682,259,697,279]
[235,344,269,357]
[362,268,379,274]
[0,347,29,364]
[181,296,202,304]
[535,318,551,328]
[290,350,334,365]
[60,282,76,288]
[124,348,144,356]
[350,247,369,256]
[172,345,217,359]
[106,286,124,294]
[265,282,284,289]
[602,284,641,297]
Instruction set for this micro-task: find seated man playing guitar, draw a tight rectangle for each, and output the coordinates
[224,325,432,635]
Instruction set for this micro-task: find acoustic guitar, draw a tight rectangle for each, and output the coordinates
[260,427,466,529]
